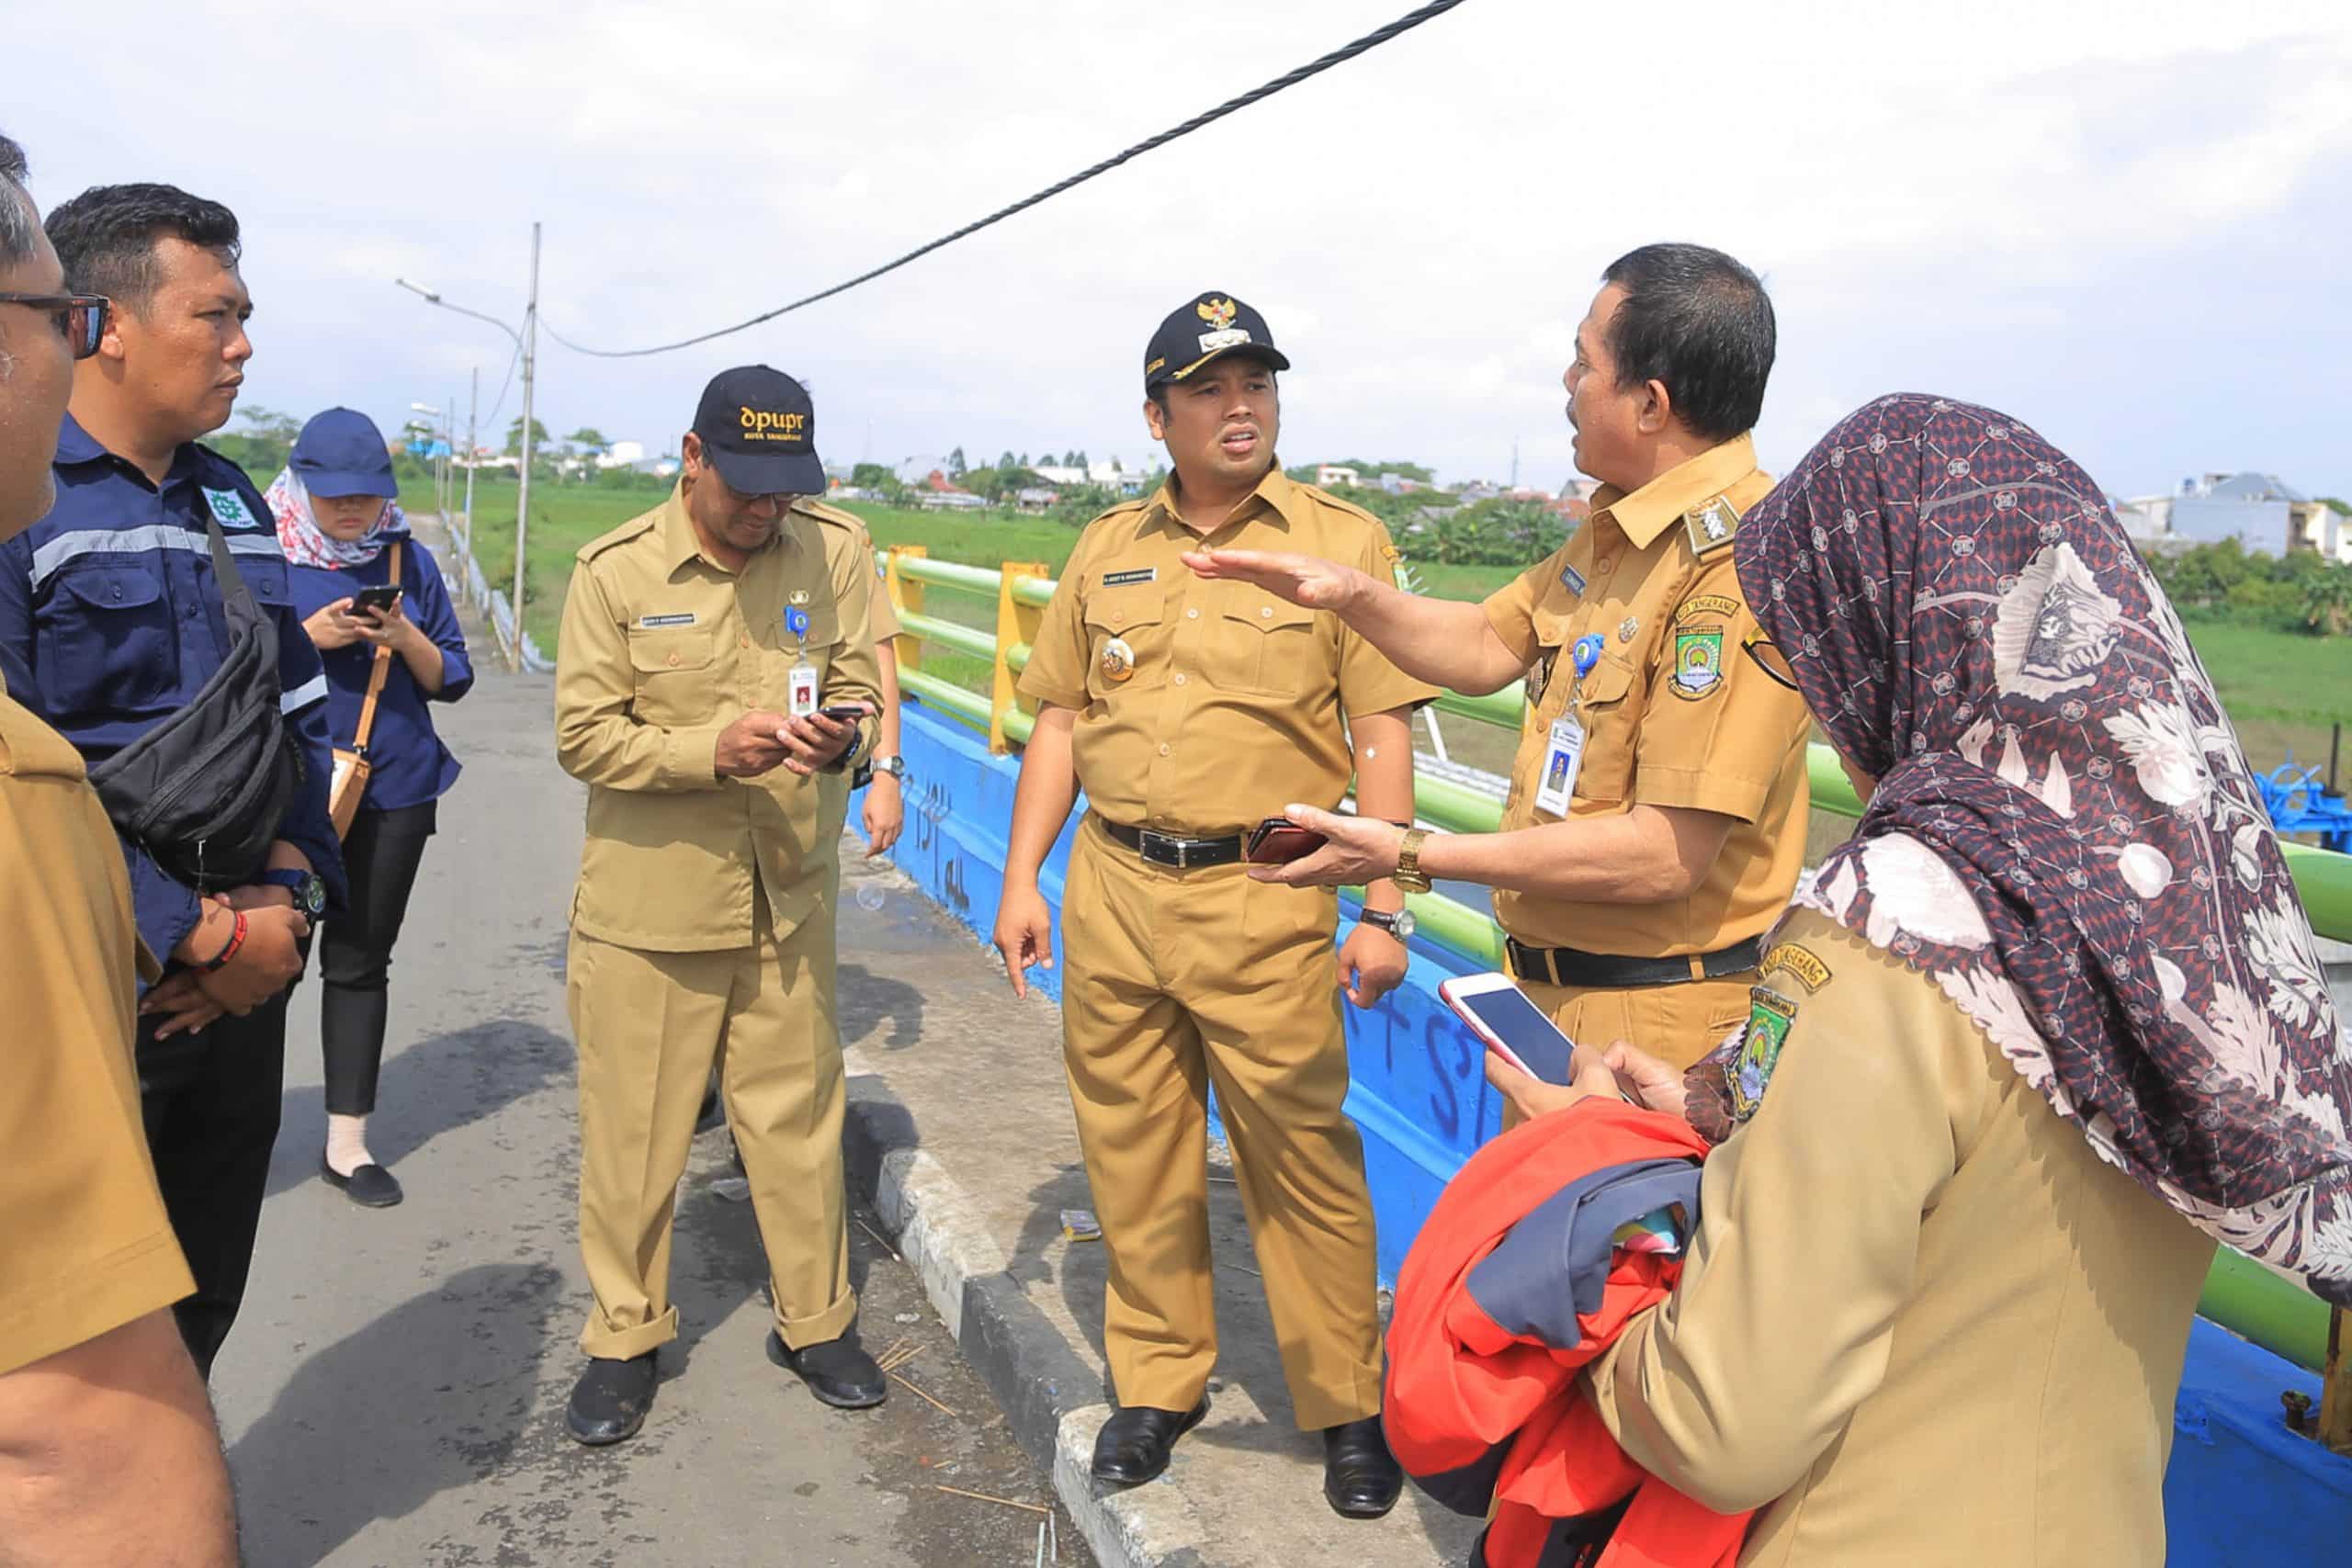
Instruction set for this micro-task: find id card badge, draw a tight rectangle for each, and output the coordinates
[1532,715,1585,817]
[787,660,820,719]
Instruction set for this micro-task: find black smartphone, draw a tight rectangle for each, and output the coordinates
[351,583,403,616]
[818,704,869,724]
[1246,815,1328,864]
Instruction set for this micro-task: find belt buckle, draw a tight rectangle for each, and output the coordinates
[1139,829,1180,868]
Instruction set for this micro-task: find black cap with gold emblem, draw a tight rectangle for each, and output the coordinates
[692,365,825,495]
[1143,291,1290,394]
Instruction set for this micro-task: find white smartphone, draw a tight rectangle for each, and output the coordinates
[1439,972,1578,1085]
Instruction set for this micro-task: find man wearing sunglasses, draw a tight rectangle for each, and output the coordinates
[0,180,345,1382]
[0,130,239,1568]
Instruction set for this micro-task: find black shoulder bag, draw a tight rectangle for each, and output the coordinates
[85,512,304,891]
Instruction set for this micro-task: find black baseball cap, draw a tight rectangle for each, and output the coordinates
[691,366,824,495]
[1143,291,1290,394]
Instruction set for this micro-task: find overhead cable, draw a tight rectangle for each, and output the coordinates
[541,0,1471,358]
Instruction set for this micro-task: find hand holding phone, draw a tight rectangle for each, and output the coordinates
[1246,815,1329,864]
[350,583,403,617]
[818,704,870,724]
[1438,973,1578,1085]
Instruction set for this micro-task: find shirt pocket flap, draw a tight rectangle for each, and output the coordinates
[1082,584,1167,635]
[1579,650,1636,707]
[627,626,717,673]
[1218,596,1317,634]
[797,599,842,649]
[53,566,164,611]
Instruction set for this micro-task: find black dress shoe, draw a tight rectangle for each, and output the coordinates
[766,1329,887,1409]
[1322,1415,1404,1519]
[566,1352,657,1446]
[321,1155,404,1208]
[1091,1397,1210,1487]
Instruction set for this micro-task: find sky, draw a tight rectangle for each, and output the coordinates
[11,0,2351,499]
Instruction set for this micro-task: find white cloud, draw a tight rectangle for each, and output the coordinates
[9,0,2349,495]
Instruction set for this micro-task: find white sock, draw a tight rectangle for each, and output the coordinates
[326,1113,374,1177]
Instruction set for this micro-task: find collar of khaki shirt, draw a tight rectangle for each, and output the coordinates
[1586,434,1759,547]
[656,481,807,576]
[1138,460,1302,539]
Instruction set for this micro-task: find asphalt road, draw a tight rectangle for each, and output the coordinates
[209,666,1089,1568]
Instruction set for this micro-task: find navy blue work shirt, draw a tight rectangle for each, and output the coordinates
[0,415,348,964]
[286,535,472,811]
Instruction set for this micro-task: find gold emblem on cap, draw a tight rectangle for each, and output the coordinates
[1196,297,1238,330]
[1100,636,1136,684]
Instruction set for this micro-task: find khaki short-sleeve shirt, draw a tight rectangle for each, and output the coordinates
[0,686,193,1377]
[801,499,899,642]
[1018,467,1435,831]
[555,486,883,952]
[1481,436,1811,956]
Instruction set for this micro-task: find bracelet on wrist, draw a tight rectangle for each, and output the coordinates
[201,910,249,973]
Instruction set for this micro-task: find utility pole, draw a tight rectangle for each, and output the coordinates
[463,365,479,541]
[512,220,541,671]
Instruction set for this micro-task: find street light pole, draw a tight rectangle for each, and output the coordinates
[463,364,479,553]
[512,221,541,672]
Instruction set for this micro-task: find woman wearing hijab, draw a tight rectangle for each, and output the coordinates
[1483,394,2352,1564]
[276,408,474,1209]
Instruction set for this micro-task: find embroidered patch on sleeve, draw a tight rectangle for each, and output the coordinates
[1729,987,1798,1122]
[1760,941,1832,994]
[1670,628,1724,699]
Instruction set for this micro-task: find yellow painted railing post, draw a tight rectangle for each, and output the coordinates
[991,559,1048,754]
[886,544,927,674]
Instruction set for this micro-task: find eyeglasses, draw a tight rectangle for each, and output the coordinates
[0,292,111,359]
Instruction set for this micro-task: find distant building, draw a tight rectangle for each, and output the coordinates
[2143,473,2350,563]
[916,490,989,512]
[1013,487,1059,513]
[594,440,647,470]
[1316,464,1361,489]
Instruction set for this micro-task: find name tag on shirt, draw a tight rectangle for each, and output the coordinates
[1101,567,1158,588]
[1532,715,1585,818]
[639,612,697,628]
[1558,562,1587,597]
[203,487,261,529]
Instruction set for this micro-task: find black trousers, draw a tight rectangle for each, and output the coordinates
[136,993,289,1381]
[320,800,438,1116]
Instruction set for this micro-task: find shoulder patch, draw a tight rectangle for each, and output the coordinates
[1681,494,1741,558]
[1728,986,1799,1123]
[1675,593,1740,624]
[201,486,264,531]
[1668,627,1725,699]
[1760,941,1833,994]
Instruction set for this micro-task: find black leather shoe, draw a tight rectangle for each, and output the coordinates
[1322,1416,1404,1518]
[321,1155,403,1208]
[766,1329,887,1409]
[695,1080,725,1134]
[1091,1397,1210,1487]
[565,1353,656,1446]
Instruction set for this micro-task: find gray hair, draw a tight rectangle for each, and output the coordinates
[0,131,35,270]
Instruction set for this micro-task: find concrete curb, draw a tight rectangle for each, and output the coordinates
[841,1067,1223,1568]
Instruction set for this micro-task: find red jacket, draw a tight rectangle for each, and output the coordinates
[1384,1099,1750,1567]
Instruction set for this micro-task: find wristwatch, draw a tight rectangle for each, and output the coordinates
[871,754,909,781]
[261,868,328,917]
[1392,828,1432,895]
[1361,908,1417,942]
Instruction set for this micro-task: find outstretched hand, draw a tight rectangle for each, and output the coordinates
[1180,548,1368,613]
[1245,802,1404,890]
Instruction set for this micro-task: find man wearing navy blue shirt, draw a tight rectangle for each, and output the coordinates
[0,182,345,1379]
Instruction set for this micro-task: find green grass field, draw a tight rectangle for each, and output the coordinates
[444,481,2347,795]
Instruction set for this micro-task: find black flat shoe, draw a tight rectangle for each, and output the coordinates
[1322,1415,1404,1519]
[766,1328,887,1409]
[320,1155,403,1208]
[565,1352,657,1446]
[1091,1397,1210,1487]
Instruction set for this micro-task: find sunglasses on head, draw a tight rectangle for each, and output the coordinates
[0,292,110,358]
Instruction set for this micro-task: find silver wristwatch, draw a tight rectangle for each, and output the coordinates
[1361,908,1416,941]
[872,754,908,780]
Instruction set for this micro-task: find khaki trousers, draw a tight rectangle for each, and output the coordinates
[1059,818,1383,1431]
[569,887,854,1360]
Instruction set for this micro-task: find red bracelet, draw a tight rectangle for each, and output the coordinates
[200,910,249,973]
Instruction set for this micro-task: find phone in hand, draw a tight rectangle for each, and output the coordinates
[1439,972,1578,1084]
[818,704,870,724]
[1246,815,1328,864]
[350,583,403,617]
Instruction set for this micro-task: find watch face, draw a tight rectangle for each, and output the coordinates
[301,875,327,916]
[1393,910,1416,941]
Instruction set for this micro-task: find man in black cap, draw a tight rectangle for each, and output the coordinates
[990,294,1428,1514]
[552,366,884,1445]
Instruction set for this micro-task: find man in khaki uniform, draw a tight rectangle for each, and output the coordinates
[0,130,237,1564]
[1191,244,1811,1072]
[554,367,882,1446]
[992,293,1433,1517]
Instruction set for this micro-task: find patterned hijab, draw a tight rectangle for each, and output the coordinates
[1722,393,2352,1308]
[264,466,409,570]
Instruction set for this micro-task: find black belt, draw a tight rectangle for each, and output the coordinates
[1504,934,1764,990]
[1097,818,1246,870]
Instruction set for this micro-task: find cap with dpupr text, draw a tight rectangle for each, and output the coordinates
[692,366,824,495]
[1143,292,1289,394]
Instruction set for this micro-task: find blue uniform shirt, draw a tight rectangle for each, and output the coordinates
[286,536,472,811]
[0,415,348,964]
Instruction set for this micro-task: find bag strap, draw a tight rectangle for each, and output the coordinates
[350,542,401,754]
[200,506,266,654]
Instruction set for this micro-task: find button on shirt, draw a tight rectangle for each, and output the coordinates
[1018,468,1436,832]
[0,417,346,962]
[287,536,474,812]
[554,486,882,953]
[0,681,194,1375]
[1481,435,1811,958]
